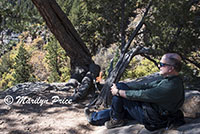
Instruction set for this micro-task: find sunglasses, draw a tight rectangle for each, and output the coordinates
[159,62,173,67]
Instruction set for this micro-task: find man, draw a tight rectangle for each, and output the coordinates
[84,53,185,131]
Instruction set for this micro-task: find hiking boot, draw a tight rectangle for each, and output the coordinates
[84,107,93,123]
[105,118,125,129]
[70,93,82,102]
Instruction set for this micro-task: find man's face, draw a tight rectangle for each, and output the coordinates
[159,56,174,76]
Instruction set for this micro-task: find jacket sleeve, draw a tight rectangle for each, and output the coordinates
[125,73,162,90]
[125,79,177,103]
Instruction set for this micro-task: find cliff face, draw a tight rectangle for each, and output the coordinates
[0,82,200,134]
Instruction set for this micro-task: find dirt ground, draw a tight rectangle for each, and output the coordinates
[0,89,104,134]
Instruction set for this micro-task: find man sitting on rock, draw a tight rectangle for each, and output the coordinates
[84,53,185,131]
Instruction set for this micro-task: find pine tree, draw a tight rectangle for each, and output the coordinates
[44,37,70,82]
[13,43,34,84]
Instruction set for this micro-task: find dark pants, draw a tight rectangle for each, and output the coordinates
[89,83,145,125]
[88,83,185,131]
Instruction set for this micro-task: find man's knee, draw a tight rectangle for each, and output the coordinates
[111,95,125,106]
[112,95,121,101]
[116,82,130,90]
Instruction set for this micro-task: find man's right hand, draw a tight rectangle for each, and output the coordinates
[111,84,118,96]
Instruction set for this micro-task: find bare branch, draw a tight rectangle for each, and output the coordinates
[121,0,152,54]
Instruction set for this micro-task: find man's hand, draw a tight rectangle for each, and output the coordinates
[111,83,127,98]
[111,84,118,96]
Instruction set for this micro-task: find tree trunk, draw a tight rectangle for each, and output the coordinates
[31,0,94,81]
[93,1,152,107]
[94,46,144,107]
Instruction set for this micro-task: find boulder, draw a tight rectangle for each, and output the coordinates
[92,117,200,134]
[0,82,57,98]
[0,82,69,101]
[181,90,200,118]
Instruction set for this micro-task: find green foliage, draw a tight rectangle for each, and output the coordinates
[0,69,15,90]
[132,58,159,78]
[180,51,200,83]
[44,36,70,83]
[0,53,15,90]
[144,0,200,57]
[60,67,71,82]
[61,0,140,55]
[13,43,35,84]
[56,0,73,16]
[0,0,42,33]
[58,0,199,80]
[0,42,35,90]
[0,0,45,59]
[0,53,13,77]
[0,0,199,85]
[122,57,159,80]
[126,0,200,80]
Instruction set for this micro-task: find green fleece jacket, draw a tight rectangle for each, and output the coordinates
[125,75,185,113]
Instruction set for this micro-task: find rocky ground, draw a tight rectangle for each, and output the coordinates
[0,86,104,134]
[0,82,200,134]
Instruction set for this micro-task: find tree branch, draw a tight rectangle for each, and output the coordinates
[184,57,200,69]
[140,54,159,69]
[93,0,153,107]
[121,0,152,54]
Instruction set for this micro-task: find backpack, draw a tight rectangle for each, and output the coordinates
[142,103,185,131]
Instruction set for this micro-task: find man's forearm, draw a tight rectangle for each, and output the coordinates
[119,90,127,98]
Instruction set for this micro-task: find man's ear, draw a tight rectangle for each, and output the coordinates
[167,66,172,73]
[169,66,175,72]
